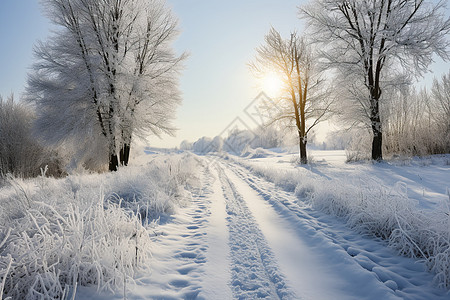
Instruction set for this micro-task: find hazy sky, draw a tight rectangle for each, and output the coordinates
[0,1,448,148]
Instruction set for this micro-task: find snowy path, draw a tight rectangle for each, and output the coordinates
[77,156,448,299]
[221,160,448,299]
[216,164,295,299]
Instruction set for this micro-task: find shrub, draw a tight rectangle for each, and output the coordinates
[0,94,63,179]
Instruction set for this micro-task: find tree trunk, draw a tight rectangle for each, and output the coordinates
[107,134,119,171]
[369,55,384,161]
[119,145,125,166]
[291,90,307,164]
[370,100,383,161]
[109,153,119,171]
[371,128,383,161]
[119,143,130,166]
[299,136,307,164]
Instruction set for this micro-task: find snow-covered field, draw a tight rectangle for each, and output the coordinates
[1,147,449,299]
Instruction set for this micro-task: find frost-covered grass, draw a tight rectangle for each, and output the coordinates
[235,156,450,289]
[0,153,200,299]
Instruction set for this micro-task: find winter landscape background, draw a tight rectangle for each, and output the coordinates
[1,0,450,299]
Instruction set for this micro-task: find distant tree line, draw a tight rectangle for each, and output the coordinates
[181,125,287,155]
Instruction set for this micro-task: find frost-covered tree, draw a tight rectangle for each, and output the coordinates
[192,137,213,154]
[250,28,333,164]
[382,81,449,156]
[382,87,430,155]
[0,95,46,178]
[430,71,450,151]
[301,0,450,160]
[179,140,193,151]
[27,0,185,171]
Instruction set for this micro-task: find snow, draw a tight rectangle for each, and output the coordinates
[231,148,450,290]
[217,164,295,299]
[222,166,371,300]
[1,148,449,299]
[245,148,449,210]
[0,153,200,299]
[198,166,232,299]
[222,157,448,299]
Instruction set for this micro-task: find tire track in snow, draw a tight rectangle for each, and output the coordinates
[226,160,449,300]
[197,164,233,299]
[216,163,297,300]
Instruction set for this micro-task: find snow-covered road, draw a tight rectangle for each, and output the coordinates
[77,155,449,299]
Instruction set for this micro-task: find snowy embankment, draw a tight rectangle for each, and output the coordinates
[233,148,450,289]
[0,153,200,299]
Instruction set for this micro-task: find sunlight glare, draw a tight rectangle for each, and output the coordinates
[262,72,283,96]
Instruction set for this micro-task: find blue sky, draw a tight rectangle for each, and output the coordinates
[0,1,448,148]
[0,1,52,97]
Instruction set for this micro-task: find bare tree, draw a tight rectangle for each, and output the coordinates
[250,28,332,164]
[383,79,450,156]
[382,87,430,155]
[431,71,450,151]
[27,0,185,171]
[301,0,450,160]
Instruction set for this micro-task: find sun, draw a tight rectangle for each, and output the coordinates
[262,72,284,96]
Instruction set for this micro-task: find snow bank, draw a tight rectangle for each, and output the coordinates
[0,153,200,299]
[236,158,450,289]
